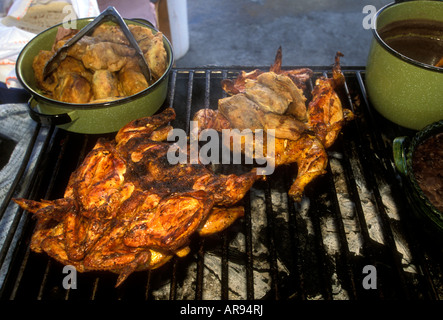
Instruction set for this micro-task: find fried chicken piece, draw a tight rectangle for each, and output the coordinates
[129,25,156,42]
[90,23,167,80]
[53,72,92,103]
[91,24,131,45]
[218,94,263,130]
[90,24,167,80]
[53,56,93,81]
[140,31,167,81]
[221,47,312,121]
[218,95,306,141]
[81,42,135,72]
[34,55,93,103]
[251,72,308,120]
[32,50,58,93]
[53,36,98,61]
[53,27,79,46]
[118,59,149,96]
[221,69,309,121]
[33,23,168,103]
[91,69,121,100]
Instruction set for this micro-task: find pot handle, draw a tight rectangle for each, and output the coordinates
[27,97,77,126]
[393,136,410,176]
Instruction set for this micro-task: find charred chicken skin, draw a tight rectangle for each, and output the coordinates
[14,108,260,286]
[193,48,354,201]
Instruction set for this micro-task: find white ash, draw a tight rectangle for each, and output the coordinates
[149,147,419,300]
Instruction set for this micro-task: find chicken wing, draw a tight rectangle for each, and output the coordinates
[307,52,354,148]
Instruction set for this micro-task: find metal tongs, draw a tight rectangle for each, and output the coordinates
[43,6,152,83]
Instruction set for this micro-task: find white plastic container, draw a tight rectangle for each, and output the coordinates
[166,0,189,59]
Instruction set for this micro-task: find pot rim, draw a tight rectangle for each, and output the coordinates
[372,2,443,73]
[16,17,174,110]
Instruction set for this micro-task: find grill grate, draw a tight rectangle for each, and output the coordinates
[1,67,442,300]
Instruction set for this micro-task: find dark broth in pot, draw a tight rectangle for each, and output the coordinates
[378,19,443,67]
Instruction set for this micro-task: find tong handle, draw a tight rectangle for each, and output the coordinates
[100,7,152,83]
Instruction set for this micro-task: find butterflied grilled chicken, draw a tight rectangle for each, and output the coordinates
[14,108,261,286]
[193,48,353,201]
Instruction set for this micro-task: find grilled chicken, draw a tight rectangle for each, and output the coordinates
[193,48,353,201]
[14,108,260,286]
[217,94,307,140]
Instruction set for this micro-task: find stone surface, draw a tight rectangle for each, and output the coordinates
[175,0,391,68]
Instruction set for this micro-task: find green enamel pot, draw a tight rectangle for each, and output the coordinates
[366,1,443,131]
[16,18,173,134]
[393,120,443,239]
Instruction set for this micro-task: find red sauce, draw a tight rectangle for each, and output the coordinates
[412,132,443,212]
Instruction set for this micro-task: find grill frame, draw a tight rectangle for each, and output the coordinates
[0,66,442,300]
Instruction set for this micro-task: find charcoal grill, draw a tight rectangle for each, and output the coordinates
[0,66,442,300]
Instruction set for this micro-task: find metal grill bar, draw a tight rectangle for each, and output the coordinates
[0,125,41,267]
[355,72,441,299]
[349,74,410,298]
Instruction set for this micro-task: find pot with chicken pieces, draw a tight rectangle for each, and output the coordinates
[32,23,168,104]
